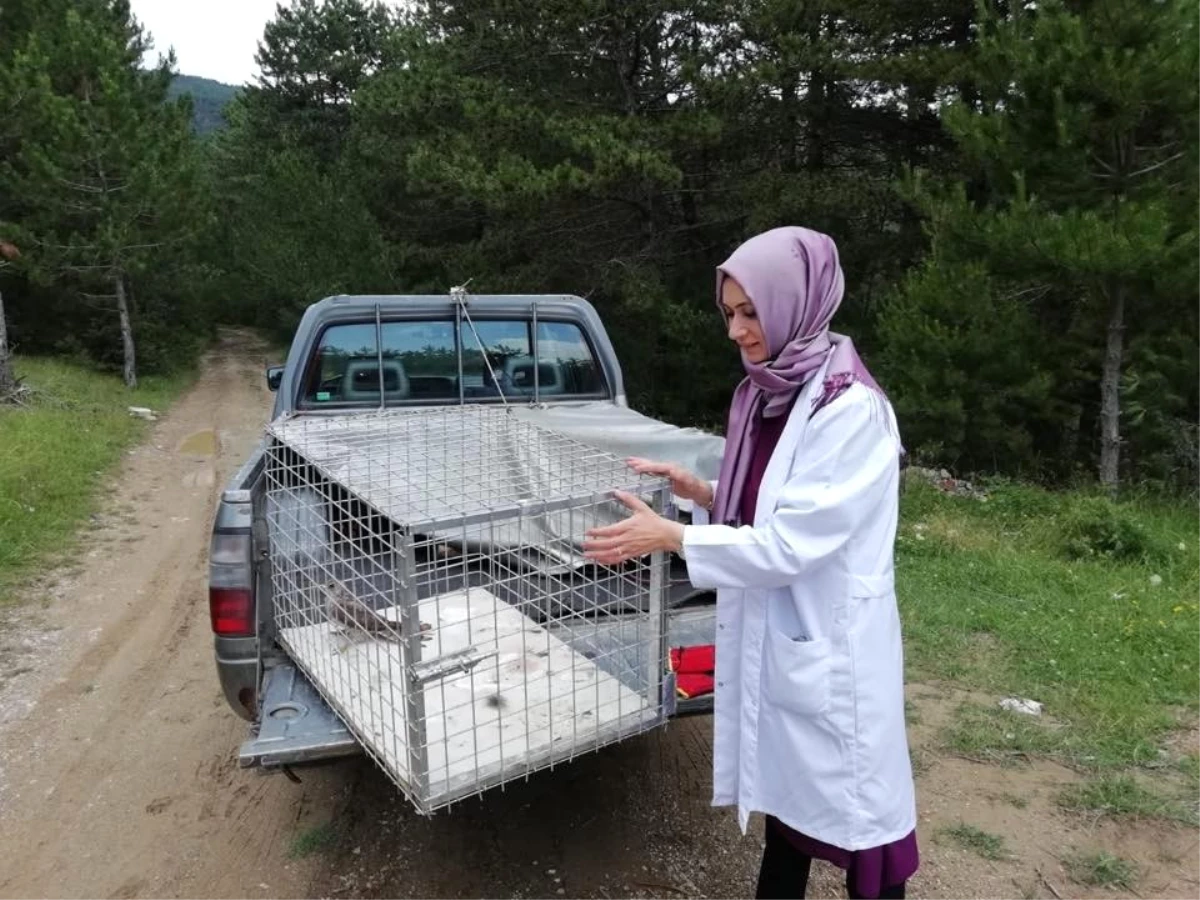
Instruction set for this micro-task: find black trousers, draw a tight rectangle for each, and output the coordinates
[755,817,906,900]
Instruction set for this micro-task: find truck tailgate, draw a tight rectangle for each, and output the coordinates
[238,664,358,769]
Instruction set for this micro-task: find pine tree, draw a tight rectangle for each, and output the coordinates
[248,0,396,167]
[0,0,197,388]
[896,0,1198,492]
[0,240,17,399]
[0,0,34,399]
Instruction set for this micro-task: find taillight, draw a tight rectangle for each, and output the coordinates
[209,531,255,637]
[210,588,255,636]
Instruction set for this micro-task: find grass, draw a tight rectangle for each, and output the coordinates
[938,823,1010,860]
[0,356,191,603]
[1059,774,1199,825]
[904,699,921,725]
[910,747,935,778]
[1064,851,1138,889]
[998,792,1029,810]
[897,479,1199,769]
[289,822,341,858]
[944,703,1073,763]
[988,792,1036,816]
[1179,753,1200,790]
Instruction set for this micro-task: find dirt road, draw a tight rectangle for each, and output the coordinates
[0,331,761,900]
[0,331,349,898]
[0,331,1194,900]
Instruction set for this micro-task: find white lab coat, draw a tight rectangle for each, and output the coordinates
[682,363,916,850]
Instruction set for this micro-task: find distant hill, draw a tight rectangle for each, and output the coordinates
[169,74,239,135]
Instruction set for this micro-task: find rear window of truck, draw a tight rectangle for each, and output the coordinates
[300,318,607,407]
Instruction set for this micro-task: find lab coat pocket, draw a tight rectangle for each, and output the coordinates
[763,626,831,717]
[849,574,891,599]
[846,574,895,636]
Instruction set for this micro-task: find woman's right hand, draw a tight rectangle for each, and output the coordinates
[627,458,713,510]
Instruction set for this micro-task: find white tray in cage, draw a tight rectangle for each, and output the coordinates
[279,585,659,806]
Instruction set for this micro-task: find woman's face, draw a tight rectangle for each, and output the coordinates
[721,277,769,364]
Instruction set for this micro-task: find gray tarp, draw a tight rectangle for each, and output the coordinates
[512,402,726,499]
[265,402,726,572]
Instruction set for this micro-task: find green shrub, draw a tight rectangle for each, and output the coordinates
[1061,497,1166,564]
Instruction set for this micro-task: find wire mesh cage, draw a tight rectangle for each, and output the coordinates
[262,405,674,813]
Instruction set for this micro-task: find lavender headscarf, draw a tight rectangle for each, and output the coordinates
[710,227,886,527]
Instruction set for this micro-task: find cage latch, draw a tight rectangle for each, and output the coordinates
[410,645,497,685]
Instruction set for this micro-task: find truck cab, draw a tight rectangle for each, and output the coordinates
[211,294,723,773]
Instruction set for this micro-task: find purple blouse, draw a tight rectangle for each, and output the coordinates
[738,401,919,897]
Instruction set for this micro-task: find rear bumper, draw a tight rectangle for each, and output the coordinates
[673,695,714,717]
[215,635,259,721]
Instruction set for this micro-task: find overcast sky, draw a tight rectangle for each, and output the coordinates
[129,0,281,86]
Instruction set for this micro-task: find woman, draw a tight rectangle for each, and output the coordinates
[584,227,918,900]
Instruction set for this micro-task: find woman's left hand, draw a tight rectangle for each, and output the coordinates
[583,491,685,565]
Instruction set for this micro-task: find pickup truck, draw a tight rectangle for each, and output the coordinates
[211,293,725,775]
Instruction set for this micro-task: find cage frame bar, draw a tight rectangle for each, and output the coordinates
[397,531,432,809]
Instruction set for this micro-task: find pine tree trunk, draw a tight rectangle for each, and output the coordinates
[805,17,828,173]
[114,273,137,389]
[1099,282,1125,495]
[0,288,15,396]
